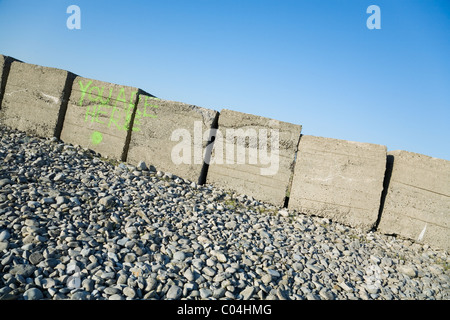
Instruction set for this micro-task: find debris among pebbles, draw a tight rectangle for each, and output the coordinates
[0,124,449,300]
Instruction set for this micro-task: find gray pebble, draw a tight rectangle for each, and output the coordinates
[55,196,66,205]
[166,285,182,300]
[23,288,44,300]
[240,286,256,300]
[203,267,216,277]
[319,288,335,300]
[9,264,36,278]
[71,291,90,300]
[0,230,11,242]
[124,253,136,263]
[123,286,136,298]
[267,269,281,278]
[82,279,95,292]
[0,178,13,187]
[398,265,417,278]
[261,274,273,285]
[199,288,212,299]
[225,221,237,229]
[99,196,115,207]
[29,252,44,265]
[104,287,121,295]
[0,242,8,251]
[173,251,186,262]
[136,161,148,171]
[183,269,195,282]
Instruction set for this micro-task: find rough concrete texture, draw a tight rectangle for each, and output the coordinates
[0,61,72,138]
[127,95,218,183]
[60,76,141,161]
[288,135,387,231]
[378,150,450,251]
[206,109,302,207]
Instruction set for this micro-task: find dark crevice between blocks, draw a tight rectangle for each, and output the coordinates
[283,133,303,208]
[372,154,394,231]
[198,111,220,185]
[54,72,76,139]
[121,89,154,162]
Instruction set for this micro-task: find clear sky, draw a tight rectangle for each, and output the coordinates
[0,0,449,160]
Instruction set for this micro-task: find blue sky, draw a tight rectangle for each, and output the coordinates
[0,0,449,160]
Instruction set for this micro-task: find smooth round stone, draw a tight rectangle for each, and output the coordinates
[0,230,11,241]
[199,288,212,299]
[166,285,182,300]
[123,287,136,298]
[173,251,186,261]
[23,288,44,300]
[104,287,121,295]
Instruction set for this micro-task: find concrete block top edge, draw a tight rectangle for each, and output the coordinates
[301,134,387,151]
[388,149,450,163]
[72,75,140,92]
[138,93,218,112]
[0,54,22,64]
[9,59,74,76]
[137,93,219,120]
[219,108,302,130]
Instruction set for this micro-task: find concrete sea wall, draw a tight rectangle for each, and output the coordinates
[0,54,448,251]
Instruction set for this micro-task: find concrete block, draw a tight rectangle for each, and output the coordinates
[378,150,450,251]
[206,109,302,206]
[60,76,142,161]
[0,61,73,138]
[127,95,218,183]
[288,135,387,231]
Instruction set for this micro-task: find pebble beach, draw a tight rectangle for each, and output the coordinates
[0,124,448,300]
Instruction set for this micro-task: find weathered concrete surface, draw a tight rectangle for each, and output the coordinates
[60,76,141,161]
[127,95,218,183]
[289,135,387,231]
[378,150,450,251]
[206,109,302,207]
[0,61,73,138]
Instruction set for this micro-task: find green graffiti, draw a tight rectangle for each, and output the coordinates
[132,96,159,132]
[79,80,93,106]
[108,106,125,130]
[78,80,158,135]
[88,86,114,105]
[90,131,103,145]
[95,104,111,124]
[116,88,127,105]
